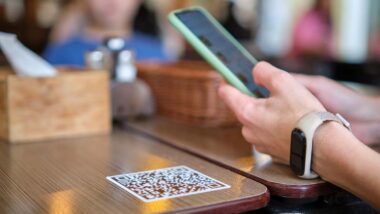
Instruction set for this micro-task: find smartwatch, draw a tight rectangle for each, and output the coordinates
[290,112,351,179]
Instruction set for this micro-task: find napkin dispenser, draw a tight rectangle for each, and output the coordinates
[0,68,111,143]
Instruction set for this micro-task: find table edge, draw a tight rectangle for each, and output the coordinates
[125,124,338,199]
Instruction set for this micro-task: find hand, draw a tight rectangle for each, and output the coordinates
[294,74,380,145]
[218,62,325,164]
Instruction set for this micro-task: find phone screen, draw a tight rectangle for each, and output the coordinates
[175,10,269,97]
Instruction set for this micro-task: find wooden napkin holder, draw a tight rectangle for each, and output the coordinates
[0,68,111,143]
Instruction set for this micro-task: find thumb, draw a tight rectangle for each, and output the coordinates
[253,61,288,94]
[218,84,255,118]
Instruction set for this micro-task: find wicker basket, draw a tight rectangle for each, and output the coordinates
[137,61,237,126]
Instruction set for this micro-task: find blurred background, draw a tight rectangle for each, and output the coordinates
[0,0,380,85]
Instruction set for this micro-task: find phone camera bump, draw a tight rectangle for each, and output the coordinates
[216,51,228,64]
[237,73,248,84]
[199,35,212,47]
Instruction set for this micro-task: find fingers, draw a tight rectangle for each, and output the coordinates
[292,74,314,87]
[242,127,264,152]
[253,61,292,94]
[293,74,345,100]
[218,84,256,125]
[295,73,355,94]
[292,73,325,92]
[242,126,256,143]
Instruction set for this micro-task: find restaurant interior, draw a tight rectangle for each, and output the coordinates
[0,0,380,213]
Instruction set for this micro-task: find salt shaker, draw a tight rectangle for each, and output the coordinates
[85,50,109,70]
[103,37,123,78]
[114,50,137,82]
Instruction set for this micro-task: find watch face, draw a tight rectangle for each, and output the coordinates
[290,128,306,176]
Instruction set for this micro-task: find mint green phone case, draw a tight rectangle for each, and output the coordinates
[168,7,257,96]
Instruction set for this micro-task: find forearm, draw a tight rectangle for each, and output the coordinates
[314,122,380,210]
[365,96,380,145]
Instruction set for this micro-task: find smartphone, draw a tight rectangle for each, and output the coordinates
[168,7,269,97]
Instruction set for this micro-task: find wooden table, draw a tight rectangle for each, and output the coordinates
[126,117,336,199]
[0,129,269,214]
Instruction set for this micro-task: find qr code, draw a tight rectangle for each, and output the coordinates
[106,166,230,202]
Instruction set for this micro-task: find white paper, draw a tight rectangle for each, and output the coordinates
[0,32,57,77]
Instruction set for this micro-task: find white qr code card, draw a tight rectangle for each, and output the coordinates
[106,166,230,202]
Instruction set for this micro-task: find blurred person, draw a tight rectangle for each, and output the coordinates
[48,0,85,44]
[44,0,170,67]
[369,29,380,60]
[291,0,332,59]
[219,62,380,210]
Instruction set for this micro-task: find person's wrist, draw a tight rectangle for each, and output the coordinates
[312,122,349,181]
[370,97,380,120]
[368,97,380,143]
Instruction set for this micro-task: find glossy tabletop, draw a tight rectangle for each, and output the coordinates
[0,129,269,214]
[126,117,337,198]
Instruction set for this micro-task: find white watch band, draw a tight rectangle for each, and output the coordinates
[313,112,351,131]
[295,112,351,179]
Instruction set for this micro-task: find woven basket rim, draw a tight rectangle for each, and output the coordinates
[137,61,221,78]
